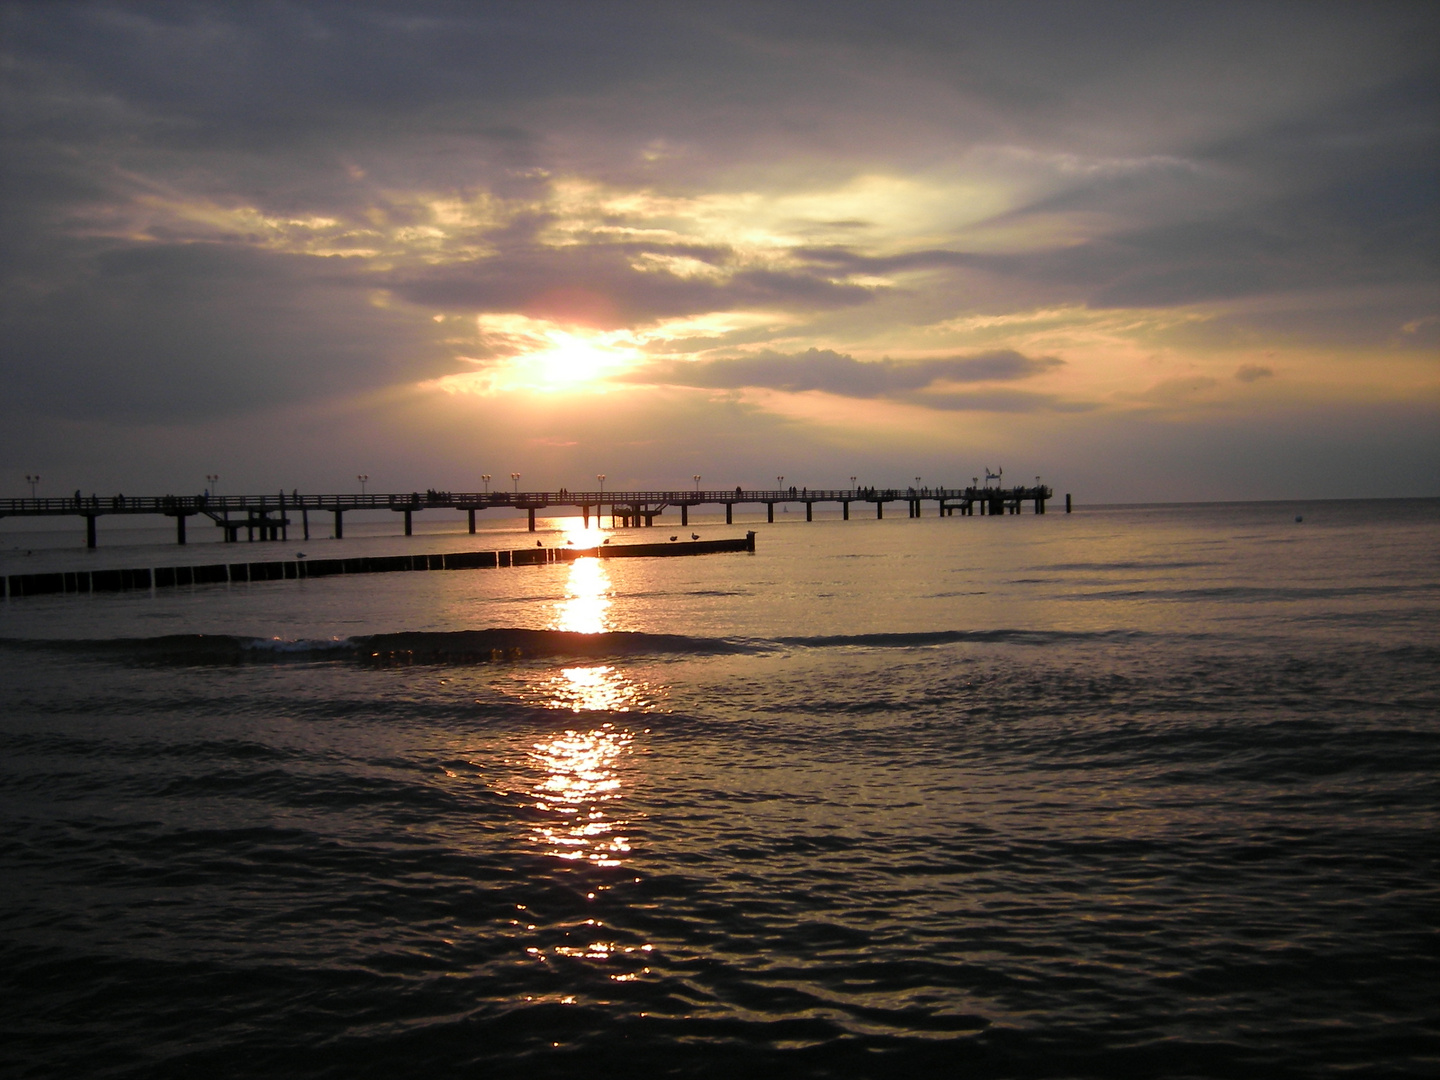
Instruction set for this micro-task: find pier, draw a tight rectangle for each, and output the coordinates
[1,485,1057,548]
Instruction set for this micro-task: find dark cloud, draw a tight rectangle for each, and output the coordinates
[1235,364,1275,383]
[389,247,876,326]
[0,241,450,422]
[627,348,1061,399]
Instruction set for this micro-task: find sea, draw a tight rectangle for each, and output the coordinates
[1,499,1436,1079]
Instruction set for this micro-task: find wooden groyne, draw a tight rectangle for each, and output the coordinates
[3,533,756,600]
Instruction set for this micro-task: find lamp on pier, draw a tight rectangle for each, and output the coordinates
[777,476,784,491]
[357,474,368,496]
[511,472,521,494]
[597,474,605,496]
[25,474,40,498]
[481,474,491,493]
[850,476,856,491]
[205,473,219,498]
[693,474,702,492]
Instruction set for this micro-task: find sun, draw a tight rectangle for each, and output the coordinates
[427,316,647,395]
[536,332,617,388]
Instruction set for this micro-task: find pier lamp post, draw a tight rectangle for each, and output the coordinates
[206,474,219,499]
[25,474,40,498]
[915,476,922,491]
[597,474,605,496]
[511,472,521,494]
[777,476,784,491]
[693,474,702,492]
[850,476,856,491]
[357,474,368,496]
[481,474,491,493]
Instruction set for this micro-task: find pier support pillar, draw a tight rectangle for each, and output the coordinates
[176,514,187,545]
[528,508,536,532]
[404,510,413,536]
[303,509,310,540]
[468,508,476,534]
[1066,493,1072,513]
[876,501,883,519]
[767,503,774,523]
[86,514,97,549]
[805,502,813,521]
[725,503,732,524]
[334,509,343,538]
[681,505,688,527]
[842,501,849,520]
[583,505,590,527]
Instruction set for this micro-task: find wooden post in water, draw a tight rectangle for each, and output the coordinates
[725,503,732,524]
[527,508,536,532]
[767,503,774,522]
[404,510,413,536]
[468,508,476,534]
[1066,493,1072,513]
[681,505,688,527]
[303,508,310,539]
[842,501,849,520]
[806,502,812,521]
[876,501,883,519]
[86,514,97,549]
[176,514,187,545]
[333,509,343,538]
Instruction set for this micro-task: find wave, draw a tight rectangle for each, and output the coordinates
[774,628,1148,648]
[0,626,1157,666]
[0,628,754,666]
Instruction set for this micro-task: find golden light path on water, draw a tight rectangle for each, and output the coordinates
[512,520,652,930]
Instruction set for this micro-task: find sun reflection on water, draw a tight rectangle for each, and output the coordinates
[528,723,634,866]
[555,556,611,634]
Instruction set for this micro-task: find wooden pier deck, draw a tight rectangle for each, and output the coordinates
[1,485,1058,548]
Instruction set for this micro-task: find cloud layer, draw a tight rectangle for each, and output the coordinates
[0,1,1435,497]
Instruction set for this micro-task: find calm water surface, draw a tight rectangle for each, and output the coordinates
[2,501,1437,1078]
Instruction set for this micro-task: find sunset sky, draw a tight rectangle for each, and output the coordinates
[2,1,1436,501]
